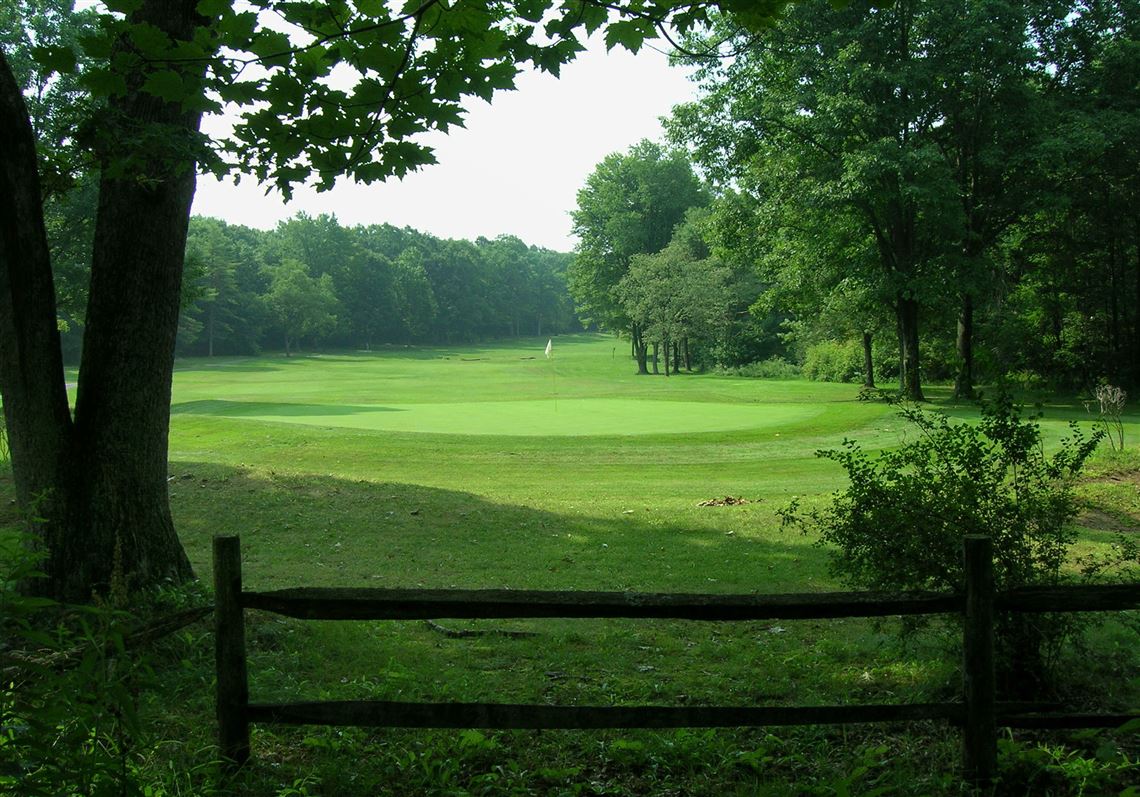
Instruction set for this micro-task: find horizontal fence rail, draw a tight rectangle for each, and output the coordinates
[241,586,965,621]
[214,535,1139,786]
[246,700,965,729]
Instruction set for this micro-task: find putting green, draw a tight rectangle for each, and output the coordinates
[176,398,822,436]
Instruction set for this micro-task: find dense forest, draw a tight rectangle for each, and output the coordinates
[48,206,579,360]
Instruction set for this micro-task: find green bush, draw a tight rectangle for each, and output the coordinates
[997,730,1140,796]
[1,537,148,796]
[802,340,863,383]
[781,395,1103,695]
[718,357,801,379]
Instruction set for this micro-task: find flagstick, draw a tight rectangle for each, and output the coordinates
[544,339,557,412]
[551,354,557,412]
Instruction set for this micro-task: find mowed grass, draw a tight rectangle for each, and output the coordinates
[30,334,1140,793]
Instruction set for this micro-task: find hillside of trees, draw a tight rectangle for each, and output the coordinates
[50,209,579,361]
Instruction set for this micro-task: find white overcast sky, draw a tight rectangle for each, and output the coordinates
[191,38,699,253]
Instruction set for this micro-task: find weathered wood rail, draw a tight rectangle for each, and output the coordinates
[213,535,1139,785]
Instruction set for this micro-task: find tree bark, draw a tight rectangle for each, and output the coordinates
[896,311,905,392]
[862,331,875,388]
[896,296,925,401]
[1107,227,1120,371]
[1134,223,1140,384]
[632,325,648,374]
[651,342,659,374]
[953,293,975,400]
[683,338,691,371]
[0,2,202,599]
[0,51,76,573]
[663,340,670,377]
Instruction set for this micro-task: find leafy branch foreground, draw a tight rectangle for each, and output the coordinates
[782,396,1123,695]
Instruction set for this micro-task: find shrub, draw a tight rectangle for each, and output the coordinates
[1,537,146,795]
[718,357,801,379]
[1085,383,1127,451]
[780,395,1103,695]
[802,340,862,383]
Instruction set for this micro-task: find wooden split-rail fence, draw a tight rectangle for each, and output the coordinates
[213,535,1139,785]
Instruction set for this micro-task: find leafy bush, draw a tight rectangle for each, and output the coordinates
[1,537,148,796]
[802,340,863,383]
[718,357,801,379]
[781,395,1102,694]
[997,728,1140,796]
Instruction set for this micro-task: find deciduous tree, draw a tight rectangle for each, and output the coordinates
[568,139,708,373]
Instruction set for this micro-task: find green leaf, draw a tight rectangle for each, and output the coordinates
[579,4,608,34]
[141,70,187,103]
[356,0,388,16]
[80,67,128,98]
[196,0,230,17]
[78,31,114,59]
[30,45,78,75]
[218,10,258,42]
[249,29,292,60]
[216,80,262,104]
[604,20,643,53]
[104,0,143,12]
[129,22,174,56]
[515,0,549,23]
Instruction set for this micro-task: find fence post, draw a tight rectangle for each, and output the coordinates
[214,535,250,766]
[962,535,996,785]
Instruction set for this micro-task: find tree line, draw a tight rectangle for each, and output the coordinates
[569,0,1139,397]
[169,214,573,358]
[47,196,578,362]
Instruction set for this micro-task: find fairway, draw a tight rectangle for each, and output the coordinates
[175,397,822,436]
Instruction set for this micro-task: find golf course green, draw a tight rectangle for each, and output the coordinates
[174,398,822,436]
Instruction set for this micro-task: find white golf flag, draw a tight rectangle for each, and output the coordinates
[544,339,552,359]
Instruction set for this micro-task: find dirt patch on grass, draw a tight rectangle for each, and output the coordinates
[697,496,753,507]
[1079,467,1140,532]
[1078,507,1140,533]
[1094,471,1140,487]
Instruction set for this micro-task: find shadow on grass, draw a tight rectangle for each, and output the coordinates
[173,357,288,374]
[169,461,819,593]
[172,400,407,417]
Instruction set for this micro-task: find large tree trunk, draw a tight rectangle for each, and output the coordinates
[895,310,905,392]
[0,2,201,599]
[862,331,875,388]
[953,293,975,400]
[651,342,659,374]
[0,51,76,577]
[896,295,925,401]
[632,325,648,374]
[1134,223,1140,384]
